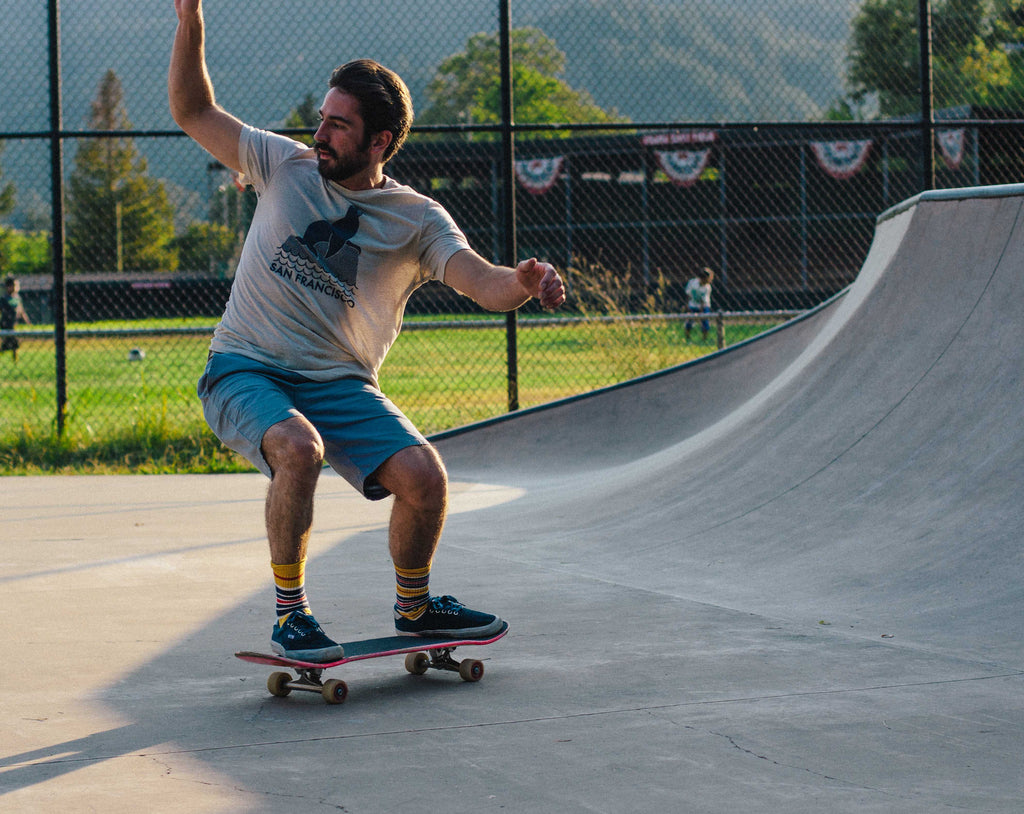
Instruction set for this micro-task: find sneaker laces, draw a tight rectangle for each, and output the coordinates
[284,611,321,633]
[429,595,464,612]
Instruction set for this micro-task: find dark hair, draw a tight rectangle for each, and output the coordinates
[329,59,413,163]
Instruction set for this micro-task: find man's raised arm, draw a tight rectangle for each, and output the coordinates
[169,0,245,172]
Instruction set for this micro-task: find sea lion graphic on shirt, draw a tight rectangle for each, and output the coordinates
[274,205,362,307]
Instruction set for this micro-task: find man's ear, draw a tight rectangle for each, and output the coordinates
[370,130,393,158]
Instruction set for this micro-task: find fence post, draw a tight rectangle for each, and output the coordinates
[499,0,519,412]
[48,0,68,437]
[918,0,935,191]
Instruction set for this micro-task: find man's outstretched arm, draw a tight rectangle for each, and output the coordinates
[444,250,566,313]
[169,0,245,172]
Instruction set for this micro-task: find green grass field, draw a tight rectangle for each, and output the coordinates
[0,315,779,474]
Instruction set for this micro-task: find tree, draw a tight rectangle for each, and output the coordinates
[843,0,1024,118]
[0,228,51,277]
[966,0,1024,107]
[0,143,14,220]
[283,92,319,145]
[66,70,176,272]
[417,28,628,135]
[170,221,237,273]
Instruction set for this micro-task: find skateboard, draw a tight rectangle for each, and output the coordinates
[235,621,509,704]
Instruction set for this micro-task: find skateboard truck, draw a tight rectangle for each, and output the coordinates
[404,646,485,681]
[267,667,350,704]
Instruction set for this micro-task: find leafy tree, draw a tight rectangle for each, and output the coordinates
[1,146,44,274]
[843,0,1024,117]
[417,28,628,135]
[0,228,51,276]
[170,221,237,273]
[66,70,176,272]
[0,142,14,220]
[967,0,1024,107]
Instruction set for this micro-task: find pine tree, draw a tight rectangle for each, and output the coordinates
[66,70,176,272]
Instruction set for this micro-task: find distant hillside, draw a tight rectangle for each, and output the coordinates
[525,0,859,122]
[4,0,859,128]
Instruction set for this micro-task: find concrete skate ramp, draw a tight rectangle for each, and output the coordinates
[5,185,1023,813]
[437,184,1024,664]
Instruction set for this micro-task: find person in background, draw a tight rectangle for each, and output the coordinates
[1,276,31,363]
[685,266,714,342]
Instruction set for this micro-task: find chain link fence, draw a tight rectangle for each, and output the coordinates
[2,0,1023,470]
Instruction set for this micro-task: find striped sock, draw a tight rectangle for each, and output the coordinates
[272,559,311,623]
[394,564,431,620]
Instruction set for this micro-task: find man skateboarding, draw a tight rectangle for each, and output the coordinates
[169,1,566,663]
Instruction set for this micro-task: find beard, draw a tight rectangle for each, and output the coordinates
[315,136,374,184]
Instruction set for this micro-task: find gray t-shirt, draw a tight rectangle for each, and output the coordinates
[210,125,470,384]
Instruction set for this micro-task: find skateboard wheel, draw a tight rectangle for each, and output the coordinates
[459,659,484,682]
[405,652,430,675]
[321,678,348,704]
[267,671,292,697]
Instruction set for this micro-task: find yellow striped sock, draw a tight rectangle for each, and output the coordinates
[394,564,431,620]
[272,559,310,623]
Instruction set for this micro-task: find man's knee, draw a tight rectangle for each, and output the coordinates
[378,444,447,505]
[262,418,325,480]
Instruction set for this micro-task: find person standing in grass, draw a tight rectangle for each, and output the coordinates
[1,276,31,363]
[685,266,714,342]
[169,0,566,663]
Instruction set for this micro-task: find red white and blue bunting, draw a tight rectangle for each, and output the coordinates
[937,128,966,170]
[515,157,565,195]
[810,140,873,180]
[654,149,713,187]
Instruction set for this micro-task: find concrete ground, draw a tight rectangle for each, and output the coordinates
[3,185,1024,812]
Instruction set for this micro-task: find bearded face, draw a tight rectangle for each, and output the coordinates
[313,88,380,188]
[314,129,374,184]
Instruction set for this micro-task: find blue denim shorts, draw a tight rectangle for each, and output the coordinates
[197,352,427,499]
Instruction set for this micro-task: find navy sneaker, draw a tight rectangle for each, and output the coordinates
[394,595,504,639]
[271,611,345,662]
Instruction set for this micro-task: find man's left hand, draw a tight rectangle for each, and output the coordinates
[516,258,566,310]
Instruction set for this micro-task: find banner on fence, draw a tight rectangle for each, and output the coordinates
[937,128,966,170]
[641,130,717,146]
[810,140,873,180]
[515,157,565,195]
[654,149,713,186]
